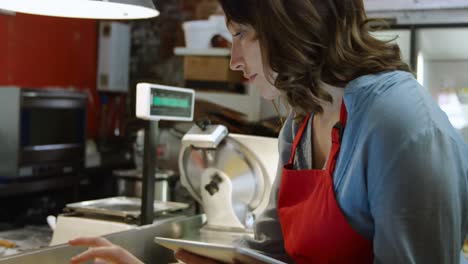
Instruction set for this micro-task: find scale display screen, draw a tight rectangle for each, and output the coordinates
[136,83,195,121]
[150,89,192,118]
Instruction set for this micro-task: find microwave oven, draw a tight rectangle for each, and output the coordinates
[0,87,87,179]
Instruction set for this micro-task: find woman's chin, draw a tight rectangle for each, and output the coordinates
[255,82,280,100]
[261,93,279,101]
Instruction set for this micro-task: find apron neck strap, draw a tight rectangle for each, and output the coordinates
[326,101,348,173]
[288,113,311,164]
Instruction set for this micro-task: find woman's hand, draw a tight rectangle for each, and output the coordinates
[69,237,143,264]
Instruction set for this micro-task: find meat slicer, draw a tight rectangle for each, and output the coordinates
[178,123,278,234]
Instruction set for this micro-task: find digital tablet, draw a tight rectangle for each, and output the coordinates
[154,237,287,264]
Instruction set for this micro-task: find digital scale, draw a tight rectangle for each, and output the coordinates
[49,84,197,246]
[135,83,195,225]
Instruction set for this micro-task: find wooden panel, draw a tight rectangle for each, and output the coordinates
[183,56,243,82]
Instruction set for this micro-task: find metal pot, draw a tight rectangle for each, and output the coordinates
[113,169,175,201]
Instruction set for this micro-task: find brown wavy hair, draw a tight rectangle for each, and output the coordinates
[218,0,411,119]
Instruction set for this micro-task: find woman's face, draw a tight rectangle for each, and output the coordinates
[227,22,280,100]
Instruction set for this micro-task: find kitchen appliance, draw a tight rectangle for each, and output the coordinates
[0,87,87,179]
[48,83,196,245]
[179,124,278,233]
[136,83,195,225]
[49,196,189,246]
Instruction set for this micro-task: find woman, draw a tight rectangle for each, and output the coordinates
[70,0,468,263]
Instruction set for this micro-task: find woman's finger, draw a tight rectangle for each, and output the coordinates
[69,246,121,264]
[93,258,109,264]
[68,237,113,247]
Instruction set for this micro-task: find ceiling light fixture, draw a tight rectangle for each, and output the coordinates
[0,0,159,20]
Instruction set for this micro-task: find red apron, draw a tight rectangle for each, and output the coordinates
[278,102,373,264]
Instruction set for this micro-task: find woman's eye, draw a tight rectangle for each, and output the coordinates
[232,31,243,38]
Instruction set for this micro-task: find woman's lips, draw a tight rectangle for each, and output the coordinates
[248,74,258,83]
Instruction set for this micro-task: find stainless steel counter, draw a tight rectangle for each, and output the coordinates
[0,214,205,264]
[0,226,53,258]
[3,215,464,263]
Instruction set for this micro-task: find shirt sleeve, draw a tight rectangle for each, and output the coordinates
[368,127,468,264]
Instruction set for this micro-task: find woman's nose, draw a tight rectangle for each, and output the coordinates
[230,57,243,71]
[229,47,244,71]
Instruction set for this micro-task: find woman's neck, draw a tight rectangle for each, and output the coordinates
[316,82,344,122]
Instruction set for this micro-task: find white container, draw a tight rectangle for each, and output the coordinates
[182,20,218,49]
[457,88,468,104]
[97,21,130,92]
[209,15,232,42]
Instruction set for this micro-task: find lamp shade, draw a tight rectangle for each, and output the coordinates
[0,0,159,20]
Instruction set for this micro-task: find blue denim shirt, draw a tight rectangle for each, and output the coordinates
[241,71,468,263]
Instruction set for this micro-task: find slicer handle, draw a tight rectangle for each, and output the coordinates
[195,119,211,131]
[204,174,223,195]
